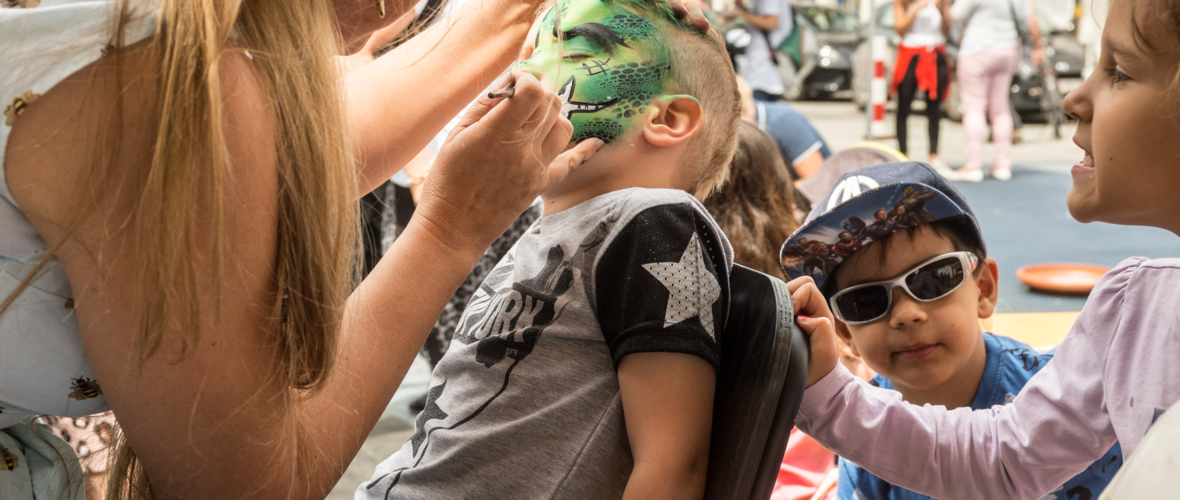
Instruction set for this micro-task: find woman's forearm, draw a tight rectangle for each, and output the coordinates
[347,0,540,196]
[301,216,485,495]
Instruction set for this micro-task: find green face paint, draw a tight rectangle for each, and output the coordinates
[516,0,672,144]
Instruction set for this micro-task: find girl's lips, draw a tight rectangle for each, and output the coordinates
[1071,149,1096,176]
[894,344,939,360]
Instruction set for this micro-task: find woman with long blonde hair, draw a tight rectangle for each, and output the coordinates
[0,0,707,498]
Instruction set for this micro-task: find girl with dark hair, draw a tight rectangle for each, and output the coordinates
[704,121,802,281]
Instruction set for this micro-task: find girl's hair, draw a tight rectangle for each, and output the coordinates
[0,0,359,497]
[704,121,802,280]
[1130,0,1180,123]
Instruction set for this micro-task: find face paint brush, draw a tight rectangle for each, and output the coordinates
[487,86,516,99]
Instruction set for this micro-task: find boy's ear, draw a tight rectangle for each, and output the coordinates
[641,95,704,148]
[834,319,860,358]
[975,257,1000,319]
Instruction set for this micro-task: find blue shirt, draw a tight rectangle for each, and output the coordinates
[838,333,1124,500]
[754,101,831,180]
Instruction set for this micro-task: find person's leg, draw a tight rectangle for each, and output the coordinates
[754,89,782,102]
[957,51,990,173]
[895,57,919,156]
[926,52,948,159]
[988,47,1018,179]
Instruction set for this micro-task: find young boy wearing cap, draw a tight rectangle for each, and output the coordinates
[780,162,1122,500]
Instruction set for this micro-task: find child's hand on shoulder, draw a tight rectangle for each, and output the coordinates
[788,277,839,387]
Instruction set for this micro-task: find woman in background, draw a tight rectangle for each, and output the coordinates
[950,0,1043,181]
[891,0,951,174]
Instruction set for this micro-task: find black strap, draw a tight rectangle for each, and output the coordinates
[1004,0,1034,48]
[758,28,780,64]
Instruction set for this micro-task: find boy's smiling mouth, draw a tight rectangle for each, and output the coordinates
[557,76,620,119]
[894,343,940,360]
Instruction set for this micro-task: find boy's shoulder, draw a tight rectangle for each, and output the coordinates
[972,333,1052,408]
[582,187,733,270]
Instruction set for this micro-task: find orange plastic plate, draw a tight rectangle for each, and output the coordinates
[1016,263,1112,295]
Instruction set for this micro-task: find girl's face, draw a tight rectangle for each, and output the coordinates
[515,0,672,144]
[1063,0,1180,232]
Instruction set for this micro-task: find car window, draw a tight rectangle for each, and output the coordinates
[876,4,894,30]
[796,6,861,32]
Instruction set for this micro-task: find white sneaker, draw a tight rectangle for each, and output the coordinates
[992,167,1012,181]
[954,167,985,182]
[928,158,957,178]
[931,158,984,183]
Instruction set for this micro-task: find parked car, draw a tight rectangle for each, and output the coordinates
[777,4,862,100]
[852,3,1083,122]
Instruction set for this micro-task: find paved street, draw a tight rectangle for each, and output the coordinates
[794,99,1180,313]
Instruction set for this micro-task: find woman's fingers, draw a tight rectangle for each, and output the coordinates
[480,72,551,136]
[539,112,573,161]
[524,91,564,142]
[546,138,603,187]
[667,0,711,33]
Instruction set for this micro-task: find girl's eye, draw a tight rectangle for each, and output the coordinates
[563,54,593,62]
[1105,66,1131,84]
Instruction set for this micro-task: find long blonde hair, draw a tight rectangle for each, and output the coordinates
[0,0,357,497]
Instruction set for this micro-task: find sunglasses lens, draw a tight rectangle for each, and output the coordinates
[905,256,966,300]
[834,286,891,323]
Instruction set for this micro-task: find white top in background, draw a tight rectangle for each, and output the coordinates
[951,0,1030,59]
[900,2,945,48]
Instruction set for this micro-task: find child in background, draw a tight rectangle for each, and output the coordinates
[788,0,1180,495]
[781,162,1121,500]
[704,121,801,280]
[360,0,742,498]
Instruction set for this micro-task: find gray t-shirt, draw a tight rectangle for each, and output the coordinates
[358,188,733,499]
[737,0,794,95]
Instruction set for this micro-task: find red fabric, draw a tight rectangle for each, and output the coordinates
[890,44,948,100]
[770,427,837,500]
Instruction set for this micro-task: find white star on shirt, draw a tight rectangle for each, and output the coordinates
[642,233,721,339]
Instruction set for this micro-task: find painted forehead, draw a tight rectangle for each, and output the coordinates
[537,0,661,53]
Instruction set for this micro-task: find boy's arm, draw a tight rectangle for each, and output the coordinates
[789,262,1136,500]
[593,198,730,499]
[618,352,715,500]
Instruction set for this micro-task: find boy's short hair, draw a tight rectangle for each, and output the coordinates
[604,0,742,199]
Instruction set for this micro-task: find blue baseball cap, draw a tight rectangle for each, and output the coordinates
[780,162,985,292]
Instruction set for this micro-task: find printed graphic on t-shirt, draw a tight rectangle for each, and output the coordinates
[362,190,730,499]
[368,246,575,493]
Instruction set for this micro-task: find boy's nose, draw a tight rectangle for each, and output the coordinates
[888,287,927,328]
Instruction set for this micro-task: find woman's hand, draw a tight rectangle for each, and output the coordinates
[788,276,839,387]
[667,0,711,33]
[413,72,603,257]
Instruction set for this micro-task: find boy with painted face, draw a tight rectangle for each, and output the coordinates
[360,1,741,498]
[780,162,1122,500]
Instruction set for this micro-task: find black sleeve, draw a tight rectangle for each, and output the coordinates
[594,203,729,370]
